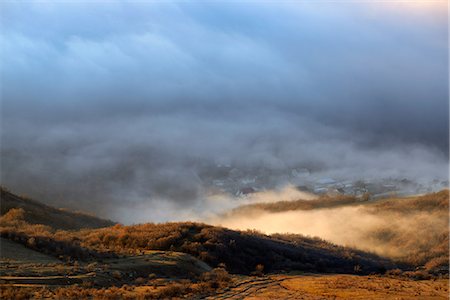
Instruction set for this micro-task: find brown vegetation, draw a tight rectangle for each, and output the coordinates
[0,188,448,299]
[367,190,449,213]
[364,190,449,274]
[221,189,449,275]
[0,208,117,261]
[0,187,115,231]
[1,189,448,277]
[1,206,395,275]
[231,194,362,215]
[0,266,232,300]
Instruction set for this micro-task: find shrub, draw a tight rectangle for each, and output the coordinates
[251,264,264,277]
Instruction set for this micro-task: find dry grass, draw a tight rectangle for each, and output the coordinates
[0,204,395,275]
[0,267,233,300]
[204,274,449,299]
[231,194,362,215]
[221,189,450,275]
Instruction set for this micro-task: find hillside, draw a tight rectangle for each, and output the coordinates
[218,189,449,274]
[230,190,448,215]
[70,222,397,275]
[1,208,396,276]
[0,188,397,275]
[0,188,448,299]
[0,187,115,230]
[229,194,364,215]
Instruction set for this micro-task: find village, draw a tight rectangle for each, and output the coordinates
[200,164,449,200]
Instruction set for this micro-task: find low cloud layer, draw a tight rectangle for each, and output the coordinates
[0,2,448,221]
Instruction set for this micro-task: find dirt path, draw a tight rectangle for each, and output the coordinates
[204,274,449,300]
[205,276,288,300]
[0,272,96,285]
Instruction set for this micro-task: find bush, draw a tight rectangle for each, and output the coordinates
[251,264,264,277]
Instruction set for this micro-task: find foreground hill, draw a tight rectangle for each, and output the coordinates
[70,222,396,275]
[1,189,396,275]
[0,187,115,230]
[1,209,395,276]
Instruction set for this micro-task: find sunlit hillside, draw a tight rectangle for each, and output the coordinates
[1,189,448,299]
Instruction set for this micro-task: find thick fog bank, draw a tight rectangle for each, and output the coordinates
[1,2,448,222]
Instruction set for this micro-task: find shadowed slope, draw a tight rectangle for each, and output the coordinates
[69,222,396,275]
[0,187,115,230]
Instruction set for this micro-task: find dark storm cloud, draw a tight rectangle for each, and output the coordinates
[0,2,448,221]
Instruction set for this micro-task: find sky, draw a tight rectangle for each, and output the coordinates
[0,1,448,222]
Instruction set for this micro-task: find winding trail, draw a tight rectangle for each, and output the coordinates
[203,274,449,300]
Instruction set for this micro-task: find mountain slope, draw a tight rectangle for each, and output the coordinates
[0,189,396,275]
[53,222,397,275]
[219,190,449,274]
[0,187,115,230]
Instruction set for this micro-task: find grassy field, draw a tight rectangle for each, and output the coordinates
[1,238,60,264]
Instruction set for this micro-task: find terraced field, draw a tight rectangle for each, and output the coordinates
[1,238,449,299]
[0,237,211,288]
